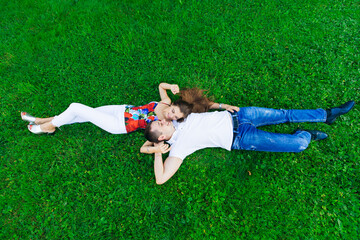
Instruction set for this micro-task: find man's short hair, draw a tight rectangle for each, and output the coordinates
[144,121,161,143]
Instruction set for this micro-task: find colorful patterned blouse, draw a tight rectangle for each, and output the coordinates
[124,102,159,133]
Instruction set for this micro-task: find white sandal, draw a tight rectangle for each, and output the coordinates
[21,112,36,124]
[28,124,55,135]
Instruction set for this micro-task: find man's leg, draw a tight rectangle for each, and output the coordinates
[232,124,313,152]
[326,101,355,124]
[237,107,326,127]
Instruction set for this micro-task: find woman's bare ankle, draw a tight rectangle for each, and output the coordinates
[35,117,54,125]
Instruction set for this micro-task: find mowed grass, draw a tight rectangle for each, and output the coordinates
[1,0,359,239]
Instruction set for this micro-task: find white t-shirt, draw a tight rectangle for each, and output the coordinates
[167,111,233,160]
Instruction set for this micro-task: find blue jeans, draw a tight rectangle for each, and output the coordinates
[231,107,327,152]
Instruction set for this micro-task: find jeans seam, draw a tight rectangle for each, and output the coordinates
[255,118,326,127]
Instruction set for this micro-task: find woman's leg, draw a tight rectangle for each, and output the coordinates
[237,107,326,127]
[48,103,126,134]
[34,117,54,125]
[51,104,122,125]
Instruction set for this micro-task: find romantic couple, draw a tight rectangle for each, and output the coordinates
[21,83,355,184]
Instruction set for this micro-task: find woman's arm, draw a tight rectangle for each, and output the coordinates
[158,83,180,104]
[209,102,240,112]
[140,141,171,154]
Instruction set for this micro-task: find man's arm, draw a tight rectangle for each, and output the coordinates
[209,102,239,112]
[154,153,183,185]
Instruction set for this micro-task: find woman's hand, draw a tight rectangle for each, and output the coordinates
[224,104,239,113]
[158,83,179,104]
[170,84,180,95]
[209,103,240,112]
[154,142,171,154]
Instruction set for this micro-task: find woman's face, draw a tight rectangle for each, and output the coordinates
[163,105,184,121]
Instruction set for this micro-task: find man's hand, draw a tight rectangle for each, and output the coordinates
[140,140,171,154]
[154,142,171,154]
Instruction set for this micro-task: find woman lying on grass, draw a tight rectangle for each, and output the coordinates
[21,83,238,153]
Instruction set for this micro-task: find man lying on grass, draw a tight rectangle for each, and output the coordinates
[142,101,355,184]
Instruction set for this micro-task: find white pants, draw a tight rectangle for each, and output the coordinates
[51,103,127,134]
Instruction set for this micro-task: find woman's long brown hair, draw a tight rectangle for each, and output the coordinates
[173,87,213,121]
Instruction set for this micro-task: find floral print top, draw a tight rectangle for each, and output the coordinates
[124,102,159,133]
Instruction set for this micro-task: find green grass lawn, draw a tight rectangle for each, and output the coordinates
[1,0,359,239]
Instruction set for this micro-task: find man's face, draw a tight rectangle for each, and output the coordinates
[151,119,175,140]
